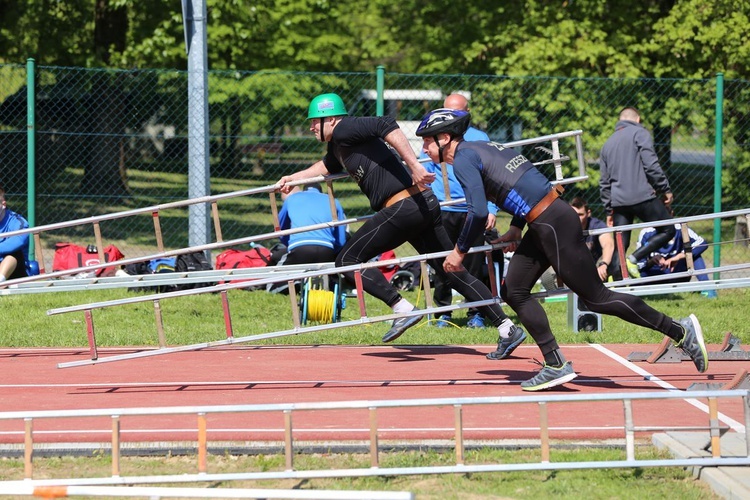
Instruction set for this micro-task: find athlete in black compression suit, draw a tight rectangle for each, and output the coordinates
[277,93,524,346]
[416,108,709,391]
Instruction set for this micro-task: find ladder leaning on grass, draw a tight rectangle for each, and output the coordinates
[45,208,750,369]
[3,130,584,366]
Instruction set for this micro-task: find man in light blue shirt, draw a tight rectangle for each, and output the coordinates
[422,94,499,329]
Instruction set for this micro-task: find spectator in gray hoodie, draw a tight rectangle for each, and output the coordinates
[599,107,675,278]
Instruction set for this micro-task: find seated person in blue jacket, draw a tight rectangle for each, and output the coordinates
[0,185,31,282]
[635,216,716,297]
[269,183,348,294]
[277,182,348,265]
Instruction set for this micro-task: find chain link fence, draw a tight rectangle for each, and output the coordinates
[1,64,749,273]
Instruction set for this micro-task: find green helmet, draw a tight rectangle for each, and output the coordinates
[307,93,348,119]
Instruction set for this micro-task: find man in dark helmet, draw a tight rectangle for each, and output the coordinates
[416,107,708,391]
[277,93,524,347]
[422,94,501,330]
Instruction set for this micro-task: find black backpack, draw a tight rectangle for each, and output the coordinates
[173,251,213,291]
[123,257,177,294]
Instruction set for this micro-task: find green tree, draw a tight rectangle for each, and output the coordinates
[648,1,750,79]
[647,1,750,209]
[2,0,750,79]
[0,0,93,66]
[3,0,750,207]
[114,0,404,72]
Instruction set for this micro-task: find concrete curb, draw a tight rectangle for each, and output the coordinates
[653,432,750,499]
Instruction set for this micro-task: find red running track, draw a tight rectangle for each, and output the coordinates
[0,343,747,446]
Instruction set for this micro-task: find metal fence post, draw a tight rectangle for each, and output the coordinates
[713,72,724,278]
[186,0,211,251]
[25,58,36,257]
[376,65,385,116]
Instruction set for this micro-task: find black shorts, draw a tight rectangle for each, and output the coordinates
[3,250,28,280]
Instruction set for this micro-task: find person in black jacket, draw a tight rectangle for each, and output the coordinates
[277,93,525,352]
[599,107,675,278]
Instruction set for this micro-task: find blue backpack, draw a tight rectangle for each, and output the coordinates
[148,257,176,274]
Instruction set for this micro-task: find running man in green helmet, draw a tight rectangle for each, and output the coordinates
[277,93,524,348]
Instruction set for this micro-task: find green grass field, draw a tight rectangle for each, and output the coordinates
[0,448,722,499]
[2,282,747,349]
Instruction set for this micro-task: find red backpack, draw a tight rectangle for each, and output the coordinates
[215,246,272,270]
[215,246,272,288]
[52,243,125,277]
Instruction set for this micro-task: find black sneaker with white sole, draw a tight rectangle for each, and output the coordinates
[382,308,424,343]
[486,325,527,360]
[675,314,708,373]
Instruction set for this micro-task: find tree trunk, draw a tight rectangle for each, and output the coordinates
[80,79,129,199]
[94,0,128,65]
[230,97,242,176]
[80,0,130,199]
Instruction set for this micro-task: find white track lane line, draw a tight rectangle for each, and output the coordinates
[589,343,745,432]
[0,378,512,388]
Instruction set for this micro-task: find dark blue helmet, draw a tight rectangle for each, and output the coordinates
[415,108,471,138]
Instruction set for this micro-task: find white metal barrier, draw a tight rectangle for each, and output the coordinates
[1,175,351,287]
[6,207,748,298]
[1,262,336,296]
[48,243,513,367]
[0,390,747,486]
[584,207,750,281]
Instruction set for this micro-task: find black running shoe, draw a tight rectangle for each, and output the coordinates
[486,326,527,360]
[676,314,708,373]
[382,308,424,343]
